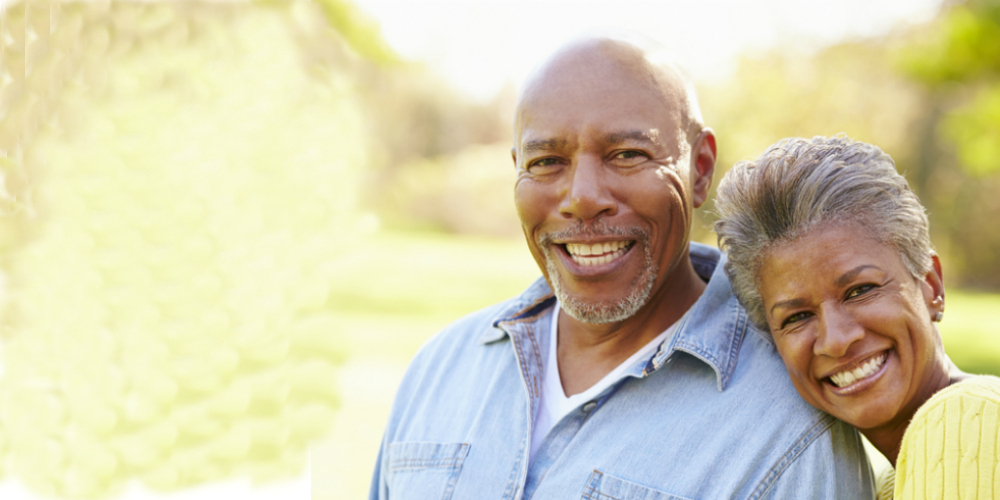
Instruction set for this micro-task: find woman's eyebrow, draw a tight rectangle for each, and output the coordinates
[770,298,807,316]
[835,265,881,288]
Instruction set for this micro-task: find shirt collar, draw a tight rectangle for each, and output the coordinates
[647,245,747,391]
[485,242,749,391]
[480,277,555,344]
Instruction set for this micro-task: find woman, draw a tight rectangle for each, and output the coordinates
[713,136,1000,499]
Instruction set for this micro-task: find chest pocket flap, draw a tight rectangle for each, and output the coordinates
[388,441,470,500]
[583,470,696,500]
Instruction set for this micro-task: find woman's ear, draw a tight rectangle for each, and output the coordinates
[921,253,945,320]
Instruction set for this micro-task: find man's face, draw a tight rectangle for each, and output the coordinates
[512,52,709,324]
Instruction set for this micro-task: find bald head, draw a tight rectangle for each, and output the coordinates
[515,37,705,152]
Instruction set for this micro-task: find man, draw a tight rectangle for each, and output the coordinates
[370,37,875,499]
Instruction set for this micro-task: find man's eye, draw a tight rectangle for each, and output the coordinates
[613,150,646,161]
[526,158,561,173]
[781,311,811,329]
[845,284,875,300]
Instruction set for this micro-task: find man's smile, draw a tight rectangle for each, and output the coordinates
[563,240,635,267]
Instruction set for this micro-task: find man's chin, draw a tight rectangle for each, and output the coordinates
[545,249,657,325]
[557,293,646,324]
[549,269,655,325]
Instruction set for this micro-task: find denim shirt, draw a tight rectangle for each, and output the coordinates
[370,243,875,500]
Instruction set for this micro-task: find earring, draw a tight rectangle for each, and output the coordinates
[933,311,943,322]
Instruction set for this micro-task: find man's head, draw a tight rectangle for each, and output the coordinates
[512,36,716,324]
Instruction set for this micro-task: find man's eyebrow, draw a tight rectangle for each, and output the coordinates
[521,138,568,155]
[604,130,660,146]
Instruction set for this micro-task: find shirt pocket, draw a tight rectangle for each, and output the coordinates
[387,441,470,500]
[582,470,696,500]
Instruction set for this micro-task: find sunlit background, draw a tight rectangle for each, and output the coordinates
[0,0,997,498]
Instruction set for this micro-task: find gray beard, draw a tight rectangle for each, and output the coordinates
[539,224,657,325]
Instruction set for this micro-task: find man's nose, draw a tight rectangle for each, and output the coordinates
[559,158,617,221]
[813,307,865,359]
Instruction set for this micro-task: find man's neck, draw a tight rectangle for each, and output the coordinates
[557,260,707,396]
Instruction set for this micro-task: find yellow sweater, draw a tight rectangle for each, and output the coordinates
[876,375,1000,499]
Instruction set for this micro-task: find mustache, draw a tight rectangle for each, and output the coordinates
[537,220,648,247]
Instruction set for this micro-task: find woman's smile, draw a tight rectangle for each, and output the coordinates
[826,349,889,390]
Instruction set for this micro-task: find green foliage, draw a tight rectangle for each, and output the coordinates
[943,85,1000,176]
[696,43,927,244]
[0,1,392,496]
[311,0,399,64]
[899,0,1000,176]
[901,0,1000,85]
[696,3,1000,287]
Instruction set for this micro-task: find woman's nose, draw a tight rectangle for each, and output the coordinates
[813,307,865,359]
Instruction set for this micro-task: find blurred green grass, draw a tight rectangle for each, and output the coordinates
[328,230,1000,375]
[316,230,1000,498]
[940,290,1000,377]
[315,230,540,499]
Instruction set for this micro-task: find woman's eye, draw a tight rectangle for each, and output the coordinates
[781,311,811,329]
[846,284,875,300]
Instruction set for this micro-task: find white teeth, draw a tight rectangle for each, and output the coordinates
[564,241,631,266]
[829,352,887,388]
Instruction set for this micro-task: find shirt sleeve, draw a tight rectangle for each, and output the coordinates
[761,418,876,499]
[894,376,1000,500]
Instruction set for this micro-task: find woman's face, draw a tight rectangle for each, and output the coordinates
[758,222,946,430]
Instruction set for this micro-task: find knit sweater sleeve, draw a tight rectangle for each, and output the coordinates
[894,375,1000,499]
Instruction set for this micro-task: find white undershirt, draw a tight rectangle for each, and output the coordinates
[529,303,674,462]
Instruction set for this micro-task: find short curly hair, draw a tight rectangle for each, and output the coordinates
[713,135,933,331]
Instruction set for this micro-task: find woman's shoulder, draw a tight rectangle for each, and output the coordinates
[920,374,1000,410]
[905,374,1000,440]
[894,375,1000,499]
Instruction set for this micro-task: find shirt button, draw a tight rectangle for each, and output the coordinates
[582,401,597,412]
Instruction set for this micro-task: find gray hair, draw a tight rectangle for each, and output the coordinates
[713,136,933,331]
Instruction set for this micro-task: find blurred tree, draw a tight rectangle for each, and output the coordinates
[696,41,927,245]
[898,0,1000,178]
[698,2,1000,288]
[896,0,1000,287]
[0,1,402,497]
[349,57,514,235]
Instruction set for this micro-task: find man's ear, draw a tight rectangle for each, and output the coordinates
[921,253,945,317]
[691,129,716,208]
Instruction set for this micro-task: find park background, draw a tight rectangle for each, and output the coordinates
[0,0,998,498]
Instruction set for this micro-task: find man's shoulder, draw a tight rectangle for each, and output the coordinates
[408,277,550,365]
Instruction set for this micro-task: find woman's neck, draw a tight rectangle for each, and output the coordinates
[863,360,970,466]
